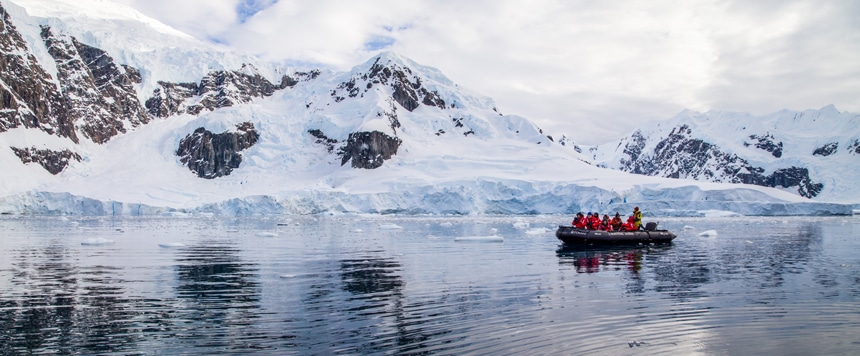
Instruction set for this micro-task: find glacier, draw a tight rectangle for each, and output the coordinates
[0,0,855,217]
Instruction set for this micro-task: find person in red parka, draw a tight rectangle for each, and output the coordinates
[572,212,587,229]
[600,214,613,231]
[622,215,637,231]
[590,212,602,230]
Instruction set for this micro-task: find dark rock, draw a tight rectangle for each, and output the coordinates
[176,122,260,179]
[610,124,824,198]
[145,81,199,118]
[813,142,838,156]
[11,146,81,174]
[746,133,783,158]
[848,139,860,155]
[338,131,401,169]
[618,130,648,172]
[41,26,149,144]
[0,7,76,142]
[307,129,338,153]
[332,56,446,112]
[148,67,319,118]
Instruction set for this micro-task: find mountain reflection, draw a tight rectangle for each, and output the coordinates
[0,243,139,354]
[340,257,404,295]
[171,241,263,348]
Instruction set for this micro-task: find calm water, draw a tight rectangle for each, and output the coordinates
[1,215,858,355]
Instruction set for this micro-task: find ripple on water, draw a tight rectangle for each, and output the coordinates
[0,216,859,354]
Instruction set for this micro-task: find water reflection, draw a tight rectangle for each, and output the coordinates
[0,243,139,354]
[171,241,263,351]
[1,216,857,355]
[556,244,672,274]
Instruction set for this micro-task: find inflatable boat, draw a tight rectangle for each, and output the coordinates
[556,222,676,245]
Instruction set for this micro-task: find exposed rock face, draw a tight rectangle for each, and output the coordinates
[41,26,149,144]
[745,133,783,158]
[813,142,838,156]
[147,68,320,117]
[848,140,860,155]
[176,122,260,179]
[144,81,199,118]
[331,56,446,112]
[11,147,82,174]
[308,129,338,153]
[608,125,823,198]
[339,131,402,169]
[0,6,76,141]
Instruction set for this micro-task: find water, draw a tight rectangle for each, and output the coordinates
[1,215,859,355]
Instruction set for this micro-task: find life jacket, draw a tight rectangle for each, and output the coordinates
[633,210,642,227]
[590,216,601,230]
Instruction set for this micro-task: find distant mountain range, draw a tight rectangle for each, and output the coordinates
[587,106,860,203]
[0,0,854,215]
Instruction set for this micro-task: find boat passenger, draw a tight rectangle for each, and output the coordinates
[622,215,637,231]
[601,214,613,231]
[572,212,586,228]
[611,212,624,230]
[577,211,591,229]
[633,206,642,230]
[589,212,602,230]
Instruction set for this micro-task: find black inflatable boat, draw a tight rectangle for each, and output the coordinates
[556,222,676,245]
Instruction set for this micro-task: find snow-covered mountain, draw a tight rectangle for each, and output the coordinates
[0,0,852,216]
[587,106,860,203]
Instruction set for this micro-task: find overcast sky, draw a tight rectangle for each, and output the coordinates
[112,0,860,145]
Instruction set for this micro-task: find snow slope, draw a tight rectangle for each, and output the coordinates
[0,0,852,216]
[4,0,285,99]
[587,106,860,203]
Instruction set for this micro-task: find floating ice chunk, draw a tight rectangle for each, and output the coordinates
[525,227,550,235]
[683,225,695,230]
[256,232,278,237]
[81,237,115,246]
[699,230,718,236]
[158,242,186,248]
[701,210,741,217]
[379,223,403,230]
[279,274,297,278]
[353,228,363,233]
[440,222,454,227]
[512,221,529,229]
[455,235,504,242]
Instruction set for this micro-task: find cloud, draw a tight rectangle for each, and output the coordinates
[113,0,860,145]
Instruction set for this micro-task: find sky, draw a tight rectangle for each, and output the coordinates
[109,0,860,145]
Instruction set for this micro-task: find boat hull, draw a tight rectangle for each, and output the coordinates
[556,225,676,245]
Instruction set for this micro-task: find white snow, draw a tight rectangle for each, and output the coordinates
[699,230,719,237]
[588,106,860,203]
[0,1,854,217]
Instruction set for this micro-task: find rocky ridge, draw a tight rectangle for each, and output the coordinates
[589,107,860,200]
[0,4,75,141]
[176,122,260,179]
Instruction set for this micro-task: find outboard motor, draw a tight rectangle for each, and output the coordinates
[644,222,658,231]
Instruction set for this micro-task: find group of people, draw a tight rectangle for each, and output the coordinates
[572,207,642,231]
